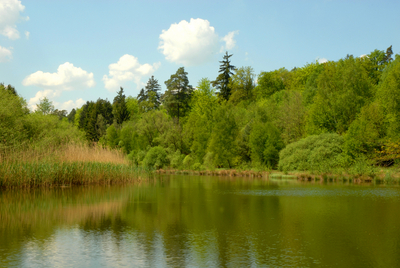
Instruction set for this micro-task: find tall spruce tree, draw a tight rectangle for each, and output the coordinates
[113,87,130,125]
[137,76,162,112]
[163,67,193,123]
[212,52,236,101]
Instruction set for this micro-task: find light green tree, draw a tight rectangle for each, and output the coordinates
[36,97,54,115]
[207,103,238,168]
[184,78,219,162]
[307,57,373,134]
[228,66,256,104]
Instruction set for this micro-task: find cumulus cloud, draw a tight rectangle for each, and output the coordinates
[159,18,221,66]
[25,30,29,39]
[28,88,86,112]
[0,46,12,62]
[318,58,328,64]
[102,54,160,91]
[0,0,28,40]
[22,62,95,91]
[221,31,239,52]
[28,89,62,111]
[57,98,86,111]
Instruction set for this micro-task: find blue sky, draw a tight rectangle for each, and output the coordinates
[1,0,399,112]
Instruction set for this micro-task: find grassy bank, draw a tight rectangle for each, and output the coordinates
[0,144,153,189]
[156,167,400,184]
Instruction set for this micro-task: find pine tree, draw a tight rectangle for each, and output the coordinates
[212,52,236,101]
[113,87,130,125]
[163,67,193,123]
[145,75,161,109]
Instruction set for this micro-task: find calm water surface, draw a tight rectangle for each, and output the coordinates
[1,175,400,267]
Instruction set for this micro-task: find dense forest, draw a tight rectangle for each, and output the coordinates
[2,46,400,173]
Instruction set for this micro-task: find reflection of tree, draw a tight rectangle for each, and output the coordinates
[2,178,400,267]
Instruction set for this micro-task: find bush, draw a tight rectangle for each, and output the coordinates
[278,133,345,172]
[143,146,168,169]
[192,162,202,171]
[168,149,185,169]
[182,155,194,169]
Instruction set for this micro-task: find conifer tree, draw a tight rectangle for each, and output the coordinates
[212,52,236,101]
[113,87,130,125]
[163,67,193,123]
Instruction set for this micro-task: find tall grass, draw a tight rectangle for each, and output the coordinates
[0,143,153,189]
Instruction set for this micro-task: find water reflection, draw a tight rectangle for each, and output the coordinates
[1,176,400,267]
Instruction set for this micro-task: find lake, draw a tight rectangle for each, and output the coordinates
[1,175,400,267]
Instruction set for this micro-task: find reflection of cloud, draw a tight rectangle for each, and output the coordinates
[159,18,220,66]
[0,0,29,40]
[0,46,12,62]
[103,54,160,91]
[23,62,95,91]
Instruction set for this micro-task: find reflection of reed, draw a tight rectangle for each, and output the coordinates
[0,201,124,230]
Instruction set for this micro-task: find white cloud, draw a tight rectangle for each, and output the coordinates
[22,62,95,91]
[318,58,328,64]
[57,98,86,111]
[102,54,160,91]
[25,30,29,39]
[28,89,61,111]
[221,31,239,52]
[0,0,28,40]
[159,18,220,66]
[28,89,85,112]
[0,46,12,62]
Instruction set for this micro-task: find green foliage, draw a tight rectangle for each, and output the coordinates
[163,67,193,122]
[126,96,140,119]
[275,91,306,144]
[168,149,185,169]
[207,103,238,168]
[138,76,162,112]
[376,56,400,138]
[307,57,373,134]
[113,87,130,125]
[184,78,218,162]
[182,155,194,169]
[106,124,119,148]
[143,146,168,169]
[35,97,55,115]
[0,87,29,147]
[278,133,345,172]
[254,68,288,100]
[212,51,236,101]
[344,102,386,158]
[228,66,256,104]
[249,121,284,168]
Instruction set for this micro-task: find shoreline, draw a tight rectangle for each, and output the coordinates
[156,168,400,184]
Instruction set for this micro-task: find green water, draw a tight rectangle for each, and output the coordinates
[1,175,400,267]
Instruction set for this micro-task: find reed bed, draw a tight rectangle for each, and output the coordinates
[0,143,152,189]
[0,161,153,188]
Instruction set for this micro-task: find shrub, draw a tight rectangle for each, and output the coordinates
[278,133,345,172]
[143,146,168,169]
[192,162,202,171]
[182,155,194,169]
[168,149,185,169]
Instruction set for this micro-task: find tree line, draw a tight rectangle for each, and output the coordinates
[2,46,400,171]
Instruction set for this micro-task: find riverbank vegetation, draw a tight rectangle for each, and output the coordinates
[2,46,400,186]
